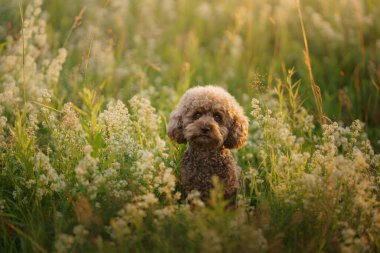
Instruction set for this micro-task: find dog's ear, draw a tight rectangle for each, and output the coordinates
[167,109,186,144]
[224,114,248,149]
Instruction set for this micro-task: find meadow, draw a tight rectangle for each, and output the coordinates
[0,0,379,252]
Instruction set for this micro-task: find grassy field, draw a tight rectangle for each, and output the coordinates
[0,0,380,252]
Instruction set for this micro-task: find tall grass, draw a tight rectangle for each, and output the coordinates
[0,0,379,252]
[296,0,324,124]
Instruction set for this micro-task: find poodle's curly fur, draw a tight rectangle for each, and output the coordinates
[167,85,249,202]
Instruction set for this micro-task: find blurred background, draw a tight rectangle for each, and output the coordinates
[1,0,379,146]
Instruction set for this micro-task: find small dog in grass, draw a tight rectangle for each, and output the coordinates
[167,86,249,203]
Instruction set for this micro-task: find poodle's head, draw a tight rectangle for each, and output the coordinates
[167,86,248,149]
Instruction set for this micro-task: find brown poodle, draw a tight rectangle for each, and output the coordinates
[167,85,249,203]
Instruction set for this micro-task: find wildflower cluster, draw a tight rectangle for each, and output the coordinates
[244,78,380,251]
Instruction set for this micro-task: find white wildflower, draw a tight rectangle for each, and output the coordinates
[73,225,89,243]
[33,152,66,199]
[61,103,81,130]
[46,48,67,84]
[54,234,74,253]
[129,95,161,134]
[251,98,261,118]
[99,100,136,156]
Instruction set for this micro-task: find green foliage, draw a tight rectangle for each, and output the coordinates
[0,0,379,252]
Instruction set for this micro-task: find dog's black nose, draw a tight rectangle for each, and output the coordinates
[201,125,210,133]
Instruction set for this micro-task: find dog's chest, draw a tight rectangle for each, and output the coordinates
[181,149,232,179]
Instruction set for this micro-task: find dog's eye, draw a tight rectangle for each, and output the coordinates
[193,112,202,120]
[213,113,223,123]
